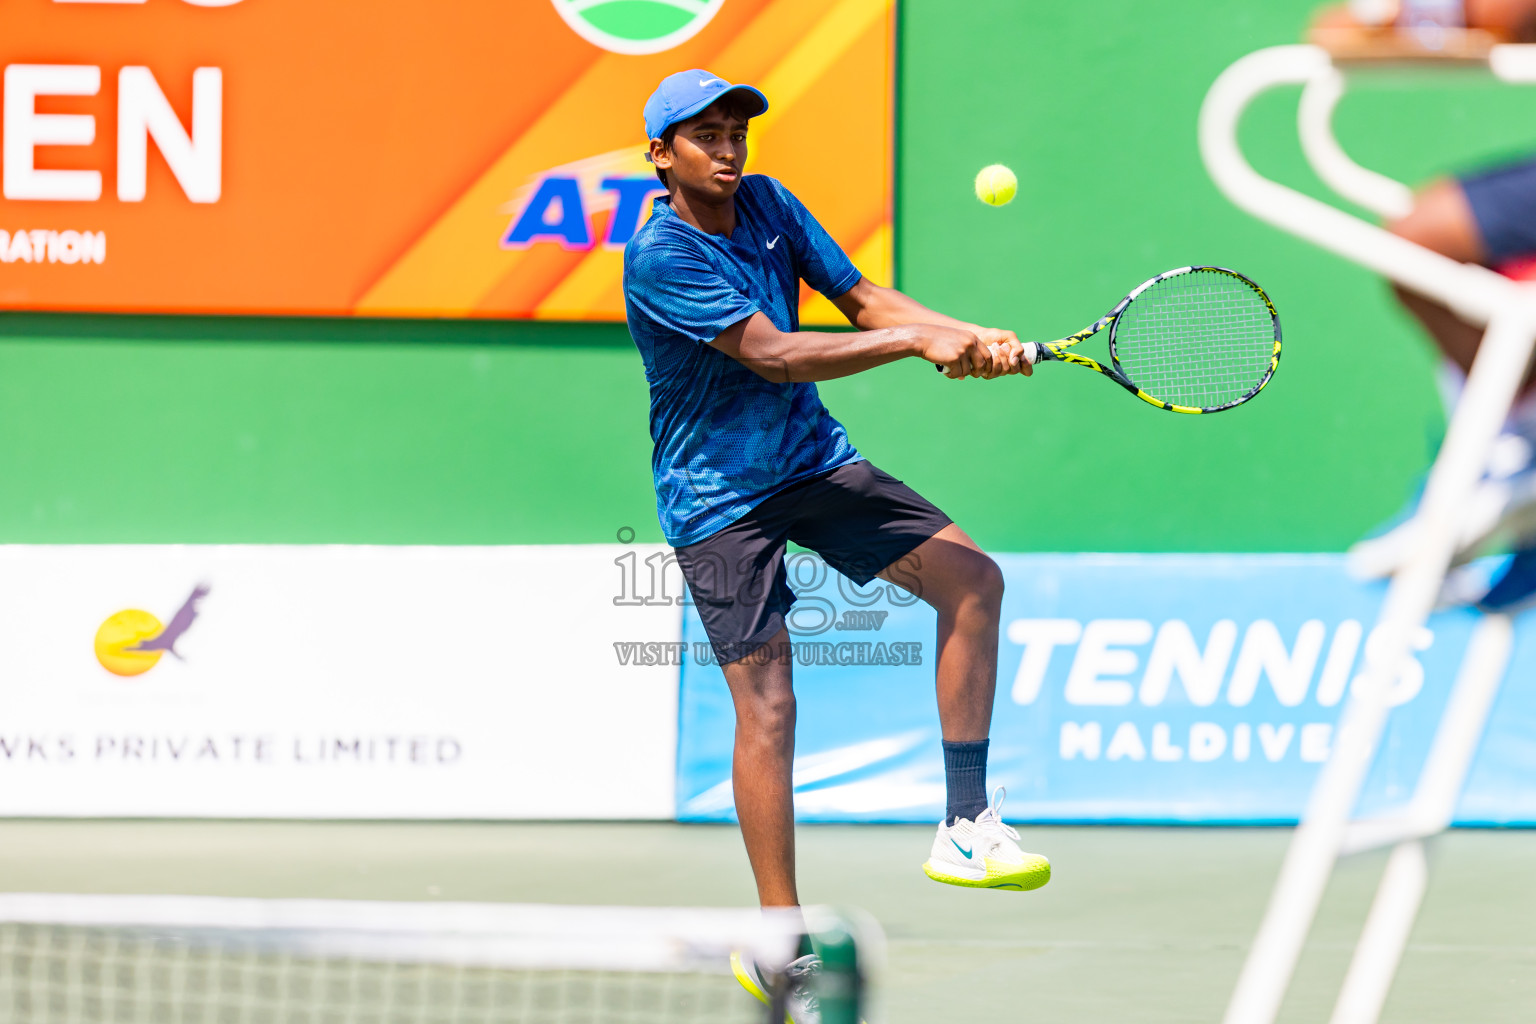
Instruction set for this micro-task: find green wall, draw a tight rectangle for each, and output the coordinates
[3,0,1534,549]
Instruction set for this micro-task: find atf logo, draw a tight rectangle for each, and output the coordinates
[501,149,665,252]
[93,584,209,677]
[550,0,727,55]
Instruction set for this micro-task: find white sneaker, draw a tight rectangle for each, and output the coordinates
[782,954,821,1024]
[922,786,1051,891]
[731,951,822,1024]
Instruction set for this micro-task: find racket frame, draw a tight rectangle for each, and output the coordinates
[1027,265,1282,414]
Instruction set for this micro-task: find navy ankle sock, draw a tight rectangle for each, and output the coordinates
[942,739,989,825]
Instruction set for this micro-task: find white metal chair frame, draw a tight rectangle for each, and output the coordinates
[1199,43,1536,1024]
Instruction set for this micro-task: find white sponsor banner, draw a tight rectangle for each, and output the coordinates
[0,545,680,819]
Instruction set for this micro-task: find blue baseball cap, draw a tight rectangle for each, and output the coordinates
[643,69,768,141]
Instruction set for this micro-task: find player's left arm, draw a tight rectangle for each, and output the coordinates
[831,278,1032,376]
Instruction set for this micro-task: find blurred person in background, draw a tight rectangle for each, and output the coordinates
[1320,0,1536,609]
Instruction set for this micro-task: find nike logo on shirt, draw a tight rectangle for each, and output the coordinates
[766,236,780,249]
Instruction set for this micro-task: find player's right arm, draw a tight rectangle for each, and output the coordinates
[710,311,1007,383]
[628,240,1007,382]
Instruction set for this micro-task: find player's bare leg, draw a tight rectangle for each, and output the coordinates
[720,630,799,908]
[878,523,1001,741]
[878,523,1050,890]
[720,634,826,1021]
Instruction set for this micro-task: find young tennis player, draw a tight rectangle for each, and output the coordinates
[623,69,1052,931]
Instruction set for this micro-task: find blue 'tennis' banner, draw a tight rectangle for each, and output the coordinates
[676,554,1536,825]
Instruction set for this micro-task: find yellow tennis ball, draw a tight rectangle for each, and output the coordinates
[974,164,1017,207]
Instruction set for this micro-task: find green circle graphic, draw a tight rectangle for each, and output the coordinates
[550,0,727,55]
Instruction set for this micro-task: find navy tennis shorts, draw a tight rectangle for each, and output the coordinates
[673,460,952,665]
[1460,155,1536,265]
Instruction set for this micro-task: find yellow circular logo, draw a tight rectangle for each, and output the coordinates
[94,609,165,677]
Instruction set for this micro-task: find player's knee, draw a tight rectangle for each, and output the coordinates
[954,554,1004,619]
[977,555,1005,606]
[730,666,795,732]
[749,684,797,740]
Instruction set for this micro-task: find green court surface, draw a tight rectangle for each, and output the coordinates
[0,820,1530,1023]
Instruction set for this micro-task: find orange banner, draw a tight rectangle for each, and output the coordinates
[0,0,894,324]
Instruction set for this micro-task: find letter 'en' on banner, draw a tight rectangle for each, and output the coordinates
[0,0,892,320]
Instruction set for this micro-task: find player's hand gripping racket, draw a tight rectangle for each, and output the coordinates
[939,265,1281,414]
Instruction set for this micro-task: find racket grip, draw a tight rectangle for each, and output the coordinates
[933,342,1016,373]
[1021,342,1041,365]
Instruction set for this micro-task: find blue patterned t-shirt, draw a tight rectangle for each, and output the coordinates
[623,175,864,546]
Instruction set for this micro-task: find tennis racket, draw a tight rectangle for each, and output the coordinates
[938,265,1281,414]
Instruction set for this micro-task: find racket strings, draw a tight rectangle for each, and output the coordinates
[1111,272,1276,410]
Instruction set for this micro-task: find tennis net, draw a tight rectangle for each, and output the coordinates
[0,894,878,1024]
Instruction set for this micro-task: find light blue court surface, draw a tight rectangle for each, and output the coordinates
[0,820,1530,1023]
